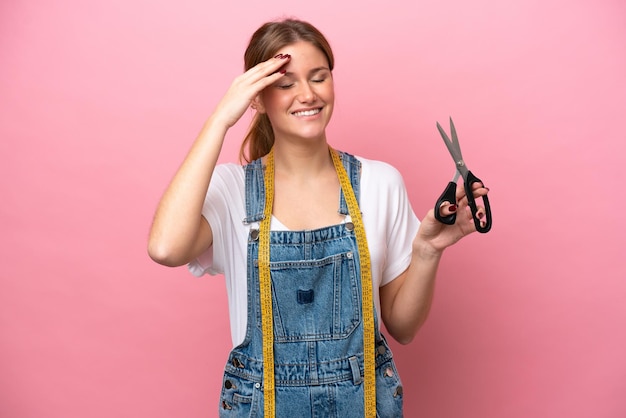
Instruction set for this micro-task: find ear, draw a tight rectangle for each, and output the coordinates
[251,95,266,113]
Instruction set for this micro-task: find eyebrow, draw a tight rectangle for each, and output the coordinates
[283,66,330,77]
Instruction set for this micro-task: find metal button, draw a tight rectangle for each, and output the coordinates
[377,345,386,356]
[222,400,232,410]
[254,382,261,389]
[346,252,353,259]
[345,222,354,231]
[394,385,404,397]
[232,357,244,368]
[250,229,259,240]
[385,367,394,377]
[224,380,233,389]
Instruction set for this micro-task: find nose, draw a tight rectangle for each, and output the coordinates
[297,82,317,103]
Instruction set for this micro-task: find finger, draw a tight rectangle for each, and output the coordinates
[438,201,457,218]
[239,55,291,94]
[228,55,291,106]
[251,69,289,93]
[456,182,490,208]
[454,182,466,203]
[245,54,291,80]
[470,182,489,197]
[474,205,491,229]
[269,53,291,74]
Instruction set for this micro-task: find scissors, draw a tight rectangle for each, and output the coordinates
[434,117,492,233]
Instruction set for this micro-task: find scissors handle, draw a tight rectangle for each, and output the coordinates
[464,171,492,233]
[434,171,492,233]
[434,181,458,225]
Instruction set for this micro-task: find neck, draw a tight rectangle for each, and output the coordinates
[271,139,333,177]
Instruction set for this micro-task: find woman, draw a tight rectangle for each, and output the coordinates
[148,18,488,417]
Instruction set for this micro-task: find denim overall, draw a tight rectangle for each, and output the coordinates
[218,152,404,417]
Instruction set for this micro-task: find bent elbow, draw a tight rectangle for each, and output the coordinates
[147,239,187,267]
[386,323,422,346]
[393,333,415,346]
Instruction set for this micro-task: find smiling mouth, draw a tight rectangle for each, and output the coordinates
[292,108,322,117]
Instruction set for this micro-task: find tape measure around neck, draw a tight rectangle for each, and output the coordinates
[258,147,376,417]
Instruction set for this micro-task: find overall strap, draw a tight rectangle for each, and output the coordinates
[243,158,266,224]
[337,151,361,216]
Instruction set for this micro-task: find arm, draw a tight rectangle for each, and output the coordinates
[148,55,291,267]
[147,117,226,267]
[380,183,489,344]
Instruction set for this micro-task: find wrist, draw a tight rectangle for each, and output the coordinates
[206,113,232,132]
[412,237,444,261]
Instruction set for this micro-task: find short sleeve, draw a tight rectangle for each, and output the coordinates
[187,163,245,277]
[381,168,420,286]
[188,240,215,277]
[359,158,420,287]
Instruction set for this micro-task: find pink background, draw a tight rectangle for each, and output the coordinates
[2,0,625,417]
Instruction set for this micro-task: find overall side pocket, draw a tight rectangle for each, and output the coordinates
[218,371,260,418]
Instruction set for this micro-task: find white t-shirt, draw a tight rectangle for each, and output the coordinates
[189,156,420,347]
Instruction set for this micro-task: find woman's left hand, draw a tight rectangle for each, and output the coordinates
[415,182,490,253]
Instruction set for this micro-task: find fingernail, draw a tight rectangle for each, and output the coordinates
[282,54,291,59]
[279,69,286,74]
[274,54,283,59]
[477,212,484,219]
[449,204,457,212]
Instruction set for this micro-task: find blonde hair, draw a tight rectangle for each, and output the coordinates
[239,19,335,163]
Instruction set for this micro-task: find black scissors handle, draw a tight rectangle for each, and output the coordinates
[434,181,457,225]
[434,171,492,233]
[464,171,492,233]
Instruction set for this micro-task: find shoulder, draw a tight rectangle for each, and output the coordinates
[211,163,245,188]
[355,155,406,188]
[214,162,244,178]
[204,163,245,211]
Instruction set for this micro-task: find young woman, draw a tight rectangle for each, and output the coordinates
[148,18,488,418]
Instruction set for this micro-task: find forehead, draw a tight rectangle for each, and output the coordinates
[275,41,330,70]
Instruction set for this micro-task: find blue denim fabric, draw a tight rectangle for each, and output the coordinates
[219,152,404,417]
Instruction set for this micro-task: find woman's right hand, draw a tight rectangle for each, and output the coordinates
[212,54,291,128]
[147,54,292,267]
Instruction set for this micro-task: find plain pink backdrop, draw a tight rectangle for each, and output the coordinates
[2,0,625,417]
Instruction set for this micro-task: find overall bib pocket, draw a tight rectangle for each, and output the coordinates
[256,251,361,342]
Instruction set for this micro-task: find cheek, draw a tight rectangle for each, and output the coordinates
[319,82,335,102]
[265,92,292,109]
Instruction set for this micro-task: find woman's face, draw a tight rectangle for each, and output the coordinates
[258,41,334,143]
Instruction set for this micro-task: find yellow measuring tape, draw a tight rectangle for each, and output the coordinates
[258,149,276,417]
[258,147,376,417]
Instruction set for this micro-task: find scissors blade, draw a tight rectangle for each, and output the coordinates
[448,118,471,178]
[449,117,461,156]
[436,121,463,166]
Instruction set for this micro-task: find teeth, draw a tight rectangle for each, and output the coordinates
[293,108,320,117]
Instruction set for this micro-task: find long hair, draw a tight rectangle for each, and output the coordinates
[239,19,335,163]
